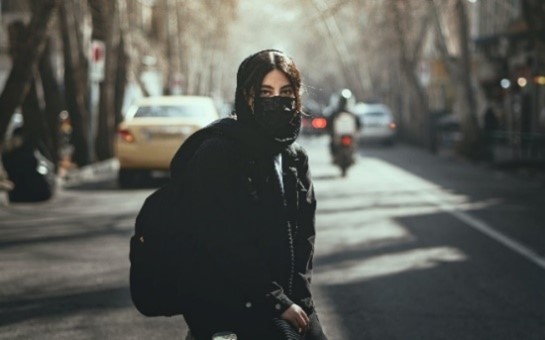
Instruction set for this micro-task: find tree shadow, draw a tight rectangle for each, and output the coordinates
[0,211,135,249]
[64,177,169,191]
[313,211,545,340]
[0,286,131,327]
[0,281,187,338]
[312,174,342,181]
[359,143,545,254]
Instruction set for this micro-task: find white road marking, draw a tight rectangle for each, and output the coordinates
[351,156,545,271]
[419,187,545,270]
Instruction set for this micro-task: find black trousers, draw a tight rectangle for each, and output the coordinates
[186,312,328,340]
[302,313,328,340]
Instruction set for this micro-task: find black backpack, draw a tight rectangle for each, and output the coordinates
[129,130,211,317]
[129,184,196,317]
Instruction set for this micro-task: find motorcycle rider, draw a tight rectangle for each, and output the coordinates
[326,89,361,158]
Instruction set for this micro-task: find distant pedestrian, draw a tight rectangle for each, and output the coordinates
[1,127,55,202]
[539,106,545,132]
[176,50,328,339]
[483,106,499,133]
[483,106,499,161]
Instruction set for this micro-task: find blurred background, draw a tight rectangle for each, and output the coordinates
[0,0,544,179]
[0,1,544,339]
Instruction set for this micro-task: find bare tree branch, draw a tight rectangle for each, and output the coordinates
[0,0,60,145]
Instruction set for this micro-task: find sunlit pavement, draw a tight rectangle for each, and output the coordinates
[0,136,544,339]
[301,135,545,340]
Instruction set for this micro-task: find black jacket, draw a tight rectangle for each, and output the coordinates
[172,118,317,339]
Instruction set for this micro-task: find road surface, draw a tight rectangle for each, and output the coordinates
[1,136,543,339]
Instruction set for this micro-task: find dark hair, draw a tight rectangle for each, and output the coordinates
[234,49,302,123]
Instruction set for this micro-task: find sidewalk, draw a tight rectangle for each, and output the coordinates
[491,159,545,184]
[433,139,545,185]
[59,158,119,188]
[0,158,119,208]
[0,178,13,207]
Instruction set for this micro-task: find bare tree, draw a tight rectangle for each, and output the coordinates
[305,0,366,98]
[430,0,480,159]
[521,0,545,43]
[383,0,433,149]
[0,0,59,145]
[38,37,65,166]
[454,0,480,158]
[123,0,164,97]
[89,0,124,160]
[521,0,545,137]
[6,21,54,160]
[59,0,92,166]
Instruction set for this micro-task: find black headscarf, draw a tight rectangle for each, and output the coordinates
[233,50,302,156]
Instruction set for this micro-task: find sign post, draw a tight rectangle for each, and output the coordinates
[90,40,106,82]
[88,40,105,161]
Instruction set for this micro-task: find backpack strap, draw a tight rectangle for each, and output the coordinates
[243,159,260,203]
[282,143,307,190]
[169,129,218,180]
[281,144,310,237]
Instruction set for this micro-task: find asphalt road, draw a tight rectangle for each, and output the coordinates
[0,136,544,339]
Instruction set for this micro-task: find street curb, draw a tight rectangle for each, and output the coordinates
[0,180,14,207]
[60,158,119,188]
[0,159,119,207]
[0,192,8,207]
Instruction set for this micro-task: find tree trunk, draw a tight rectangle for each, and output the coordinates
[455,0,481,159]
[391,0,432,150]
[39,38,66,167]
[0,0,59,146]
[59,0,91,166]
[430,0,480,159]
[89,0,122,161]
[6,21,53,159]
[115,36,128,126]
[21,75,53,155]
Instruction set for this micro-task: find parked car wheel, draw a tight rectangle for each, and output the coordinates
[118,169,148,188]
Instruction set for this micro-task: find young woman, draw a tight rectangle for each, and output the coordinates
[175,49,327,340]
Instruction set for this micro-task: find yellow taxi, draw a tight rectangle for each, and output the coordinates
[115,95,219,187]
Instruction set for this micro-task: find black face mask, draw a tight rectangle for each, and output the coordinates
[253,96,301,140]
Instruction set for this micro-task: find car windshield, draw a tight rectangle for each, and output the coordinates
[134,103,211,118]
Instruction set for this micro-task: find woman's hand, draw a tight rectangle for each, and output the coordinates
[281,303,310,334]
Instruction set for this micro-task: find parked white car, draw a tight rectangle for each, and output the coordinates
[354,102,397,145]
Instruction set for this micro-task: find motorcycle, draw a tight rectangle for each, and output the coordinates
[332,133,356,177]
[327,91,360,178]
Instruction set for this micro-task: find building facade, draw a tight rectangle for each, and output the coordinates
[472,0,545,162]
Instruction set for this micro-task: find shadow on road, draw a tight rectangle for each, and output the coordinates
[308,142,545,339]
[0,286,131,327]
[314,209,545,339]
[359,143,545,255]
[313,174,342,181]
[0,212,134,250]
[63,178,168,191]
